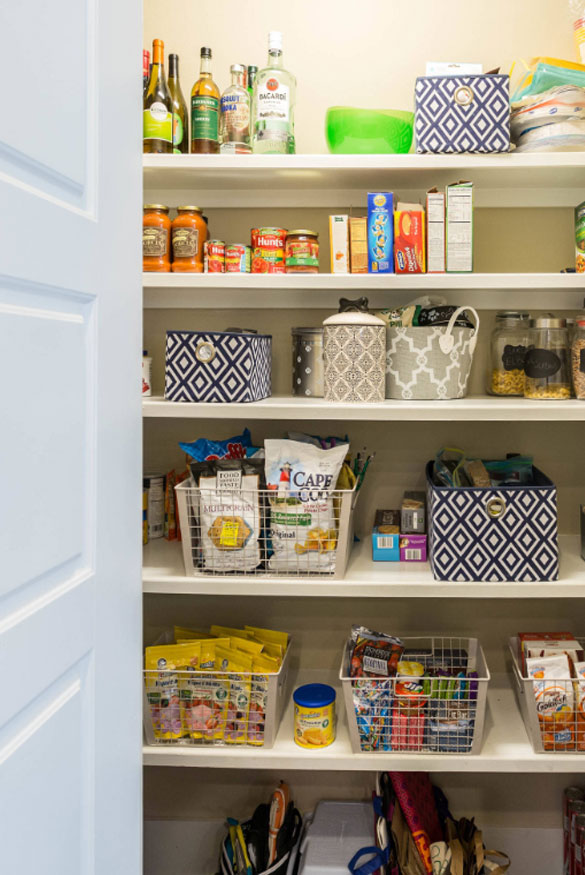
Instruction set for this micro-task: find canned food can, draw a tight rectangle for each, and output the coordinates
[204,239,225,273]
[251,227,287,274]
[225,243,251,273]
[144,473,165,540]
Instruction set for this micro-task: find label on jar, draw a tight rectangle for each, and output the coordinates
[294,701,334,748]
[524,348,561,379]
[143,226,167,256]
[286,239,319,267]
[502,343,527,371]
[257,78,289,121]
[220,93,250,135]
[143,104,172,142]
[192,95,219,141]
[172,113,184,152]
[172,227,198,258]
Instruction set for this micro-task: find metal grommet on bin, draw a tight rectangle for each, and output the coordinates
[454,84,474,106]
[486,496,506,519]
[195,340,216,363]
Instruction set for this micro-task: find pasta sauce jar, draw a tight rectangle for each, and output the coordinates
[286,229,319,273]
[251,227,286,273]
[171,206,207,272]
[143,205,171,272]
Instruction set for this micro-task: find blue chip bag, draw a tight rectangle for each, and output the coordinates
[179,428,253,462]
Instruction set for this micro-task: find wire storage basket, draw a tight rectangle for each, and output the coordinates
[175,479,359,578]
[340,636,490,754]
[509,636,585,754]
[143,640,292,749]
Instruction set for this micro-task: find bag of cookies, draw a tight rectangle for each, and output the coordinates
[264,439,349,572]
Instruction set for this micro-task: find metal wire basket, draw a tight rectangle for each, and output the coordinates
[509,636,585,754]
[340,636,490,754]
[143,640,291,749]
[175,479,359,578]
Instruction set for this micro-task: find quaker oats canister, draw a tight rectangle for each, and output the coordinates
[323,308,386,403]
[291,327,324,397]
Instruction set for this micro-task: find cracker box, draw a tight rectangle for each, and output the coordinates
[446,181,473,273]
[401,491,426,534]
[329,215,349,274]
[394,202,425,274]
[399,534,427,562]
[349,216,368,274]
[367,192,394,273]
[372,508,400,561]
[426,188,445,273]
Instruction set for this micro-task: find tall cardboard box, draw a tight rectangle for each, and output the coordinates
[446,181,473,273]
[426,188,445,273]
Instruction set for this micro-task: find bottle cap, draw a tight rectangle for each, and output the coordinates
[532,314,567,329]
[248,65,258,73]
[230,63,246,74]
[268,31,283,50]
[200,46,212,58]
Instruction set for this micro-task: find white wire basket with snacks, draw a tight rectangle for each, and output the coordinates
[143,637,292,749]
[175,479,360,578]
[340,633,490,755]
[509,636,585,754]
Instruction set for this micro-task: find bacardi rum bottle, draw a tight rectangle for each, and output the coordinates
[252,31,296,154]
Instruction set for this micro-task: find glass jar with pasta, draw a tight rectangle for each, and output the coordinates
[487,311,531,396]
[524,314,571,400]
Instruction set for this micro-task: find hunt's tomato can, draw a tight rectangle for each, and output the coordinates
[251,227,286,273]
[204,239,225,273]
[225,243,251,273]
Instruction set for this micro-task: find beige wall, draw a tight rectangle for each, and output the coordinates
[144,0,576,154]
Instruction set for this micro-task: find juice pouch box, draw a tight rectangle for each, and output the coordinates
[367,192,394,273]
[394,202,425,274]
[216,645,253,745]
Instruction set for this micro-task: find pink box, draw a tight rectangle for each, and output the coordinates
[400,534,427,562]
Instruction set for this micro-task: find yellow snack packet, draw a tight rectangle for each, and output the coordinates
[244,626,288,650]
[216,645,253,745]
[144,643,201,740]
[229,636,265,656]
[210,624,252,640]
[174,625,213,642]
[249,638,283,664]
[198,638,231,670]
[247,653,280,746]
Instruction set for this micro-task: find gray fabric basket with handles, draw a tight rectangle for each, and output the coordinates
[385,306,480,400]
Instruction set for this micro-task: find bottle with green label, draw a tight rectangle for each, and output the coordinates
[143,39,173,154]
[168,53,188,154]
[191,47,220,154]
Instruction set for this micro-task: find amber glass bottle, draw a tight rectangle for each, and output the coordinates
[191,47,220,154]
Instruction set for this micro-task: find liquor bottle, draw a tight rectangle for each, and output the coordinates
[251,32,296,154]
[168,53,188,154]
[191,47,220,154]
[143,49,150,97]
[143,39,173,154]
[219,64,251,154]
[247,65,258,98]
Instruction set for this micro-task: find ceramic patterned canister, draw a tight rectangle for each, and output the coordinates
[323,311,386,402]
[291,327,324,397]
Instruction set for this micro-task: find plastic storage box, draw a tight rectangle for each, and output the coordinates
[340,636,490,754]
[298,802,375,875]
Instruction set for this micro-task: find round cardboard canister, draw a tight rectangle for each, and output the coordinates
[293,683,336,749]
[323,310,386,403]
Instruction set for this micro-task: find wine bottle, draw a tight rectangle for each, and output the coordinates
[168,53,188,154]
[143,49,150,97]
[191,47,220,154]
[143,39,173,154]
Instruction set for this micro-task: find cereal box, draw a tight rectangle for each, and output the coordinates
[446,181,473,273]
[394,202,425,274]
[349,216,368,274]
[576,200,585,273]
[329,215,349,274]
[367,192,394,273]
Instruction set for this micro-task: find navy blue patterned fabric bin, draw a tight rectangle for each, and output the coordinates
[165,329,272,403]
[426,462,559,582]
[415,74,510,153]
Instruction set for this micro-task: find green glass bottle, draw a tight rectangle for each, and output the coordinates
[168,53,188,154]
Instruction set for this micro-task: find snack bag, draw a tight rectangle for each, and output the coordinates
[179,428,253,462]
[164,470,177,540]
[173,625,212,642]
[244,625,289,651]
[216,646,253,744]
[575,661,585,750]
[264,439,348,572]
[248,654,280,746]
[198,469,261,572]
[350,626,404,678]
[144,643,201,741]
[526,654,574,750]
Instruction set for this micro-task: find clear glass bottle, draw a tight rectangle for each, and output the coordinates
[487,311,531,396]
[247,65,258,99]
[219,64,251,154]
[191,47,220,154]
[572,319,585,399]
[524,314,571,400]
[252,31,296,154]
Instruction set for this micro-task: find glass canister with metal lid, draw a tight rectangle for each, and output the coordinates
[487,310,531,396]
[524,314,571,400]
[292,327,324,397]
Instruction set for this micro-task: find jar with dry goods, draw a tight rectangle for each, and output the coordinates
[143,205,171,272]
[171,206,207,272]
[487,311,531,396]
[572,319,585,400]
[524,314,571,400]
[286,230,319,273]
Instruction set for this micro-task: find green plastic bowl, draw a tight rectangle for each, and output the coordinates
[325,106,414,154]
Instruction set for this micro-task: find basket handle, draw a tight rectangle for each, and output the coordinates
[438,306,480,356]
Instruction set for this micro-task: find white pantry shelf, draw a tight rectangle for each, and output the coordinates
[143,271,585,310]
[142,535,585,598]
[143,394,585,421]
[142,152,585,208]
[142,672,585,773]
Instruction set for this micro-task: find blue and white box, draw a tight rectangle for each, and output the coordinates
[367,192,394,273]
[372,509,400,561]
[165,329,272,403]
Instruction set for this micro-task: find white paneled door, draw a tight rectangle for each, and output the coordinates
[0,1,142,873]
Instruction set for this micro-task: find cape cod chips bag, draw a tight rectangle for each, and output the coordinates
[264,439,348,572]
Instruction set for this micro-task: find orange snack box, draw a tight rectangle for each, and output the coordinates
[394,202,425,274]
